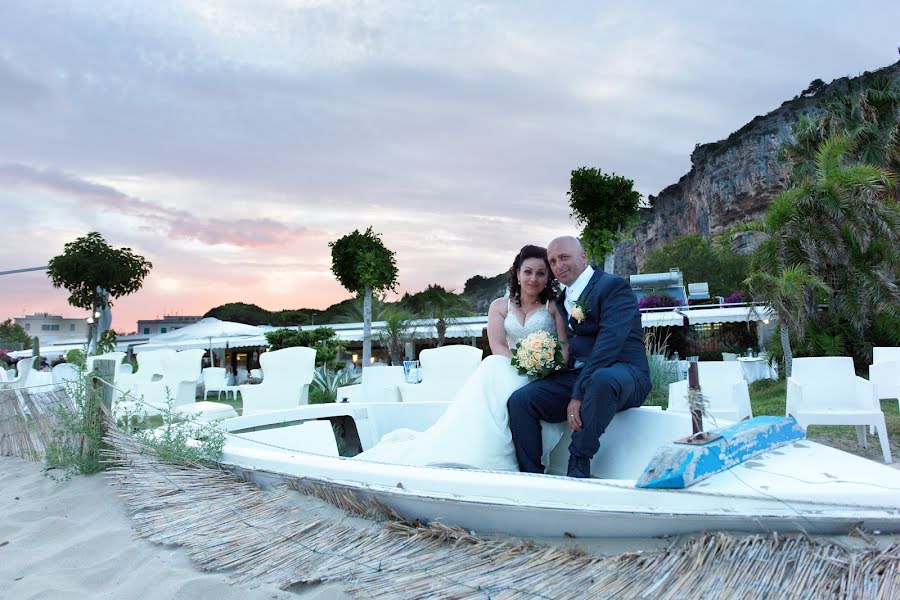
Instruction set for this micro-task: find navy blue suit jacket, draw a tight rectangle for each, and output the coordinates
[556,269,650,401]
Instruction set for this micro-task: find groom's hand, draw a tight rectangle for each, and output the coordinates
[567,399,582,432]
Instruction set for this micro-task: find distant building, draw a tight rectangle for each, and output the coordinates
[136,315,203,336]
[14,312,90,344]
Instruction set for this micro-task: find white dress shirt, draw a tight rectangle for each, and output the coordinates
[563,265,595,315]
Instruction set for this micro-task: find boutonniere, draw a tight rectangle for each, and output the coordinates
[570,299,589,323]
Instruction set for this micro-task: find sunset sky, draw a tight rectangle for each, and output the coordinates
[1,1,897,332]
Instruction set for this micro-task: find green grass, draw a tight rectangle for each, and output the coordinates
[646,376,898,461]
[746,378,899,461]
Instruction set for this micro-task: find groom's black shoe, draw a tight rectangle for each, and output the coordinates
[567,455,591,478]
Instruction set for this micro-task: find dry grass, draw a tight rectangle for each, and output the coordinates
[101,424,900,599]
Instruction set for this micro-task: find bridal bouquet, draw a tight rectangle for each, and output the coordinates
[511,331,565,379]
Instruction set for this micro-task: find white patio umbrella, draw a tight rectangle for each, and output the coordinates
[137,318,267,355]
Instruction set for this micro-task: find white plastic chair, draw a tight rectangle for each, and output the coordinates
[667,361,752,424]
[240,347,317,415]
[787,357,892,463]
[117,349,237,422]
[870,347,899,407]
[203,367,239,401]
[86,352,126,378]
[398,345,484,403]
[52,363,81,385]
[5,358,34,389]
[336,365,403,403]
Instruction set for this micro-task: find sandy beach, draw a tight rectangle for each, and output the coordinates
[0,456,351,600]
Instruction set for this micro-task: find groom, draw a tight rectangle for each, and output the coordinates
[508,236,651,478]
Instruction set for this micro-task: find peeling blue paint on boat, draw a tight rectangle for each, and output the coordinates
[636,416,806,489]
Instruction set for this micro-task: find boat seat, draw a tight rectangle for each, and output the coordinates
[547,407,694,478]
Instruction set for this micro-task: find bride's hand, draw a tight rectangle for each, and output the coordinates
[566,399,582,431]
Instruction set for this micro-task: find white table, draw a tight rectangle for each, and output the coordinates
[737,357,773,383]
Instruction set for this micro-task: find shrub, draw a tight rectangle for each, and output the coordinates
[65,349,86,368]
[722,292,747,304]
[639,293,682,309]
[310,365,360,404]
[265,327,347,369]
[643,234,750,297]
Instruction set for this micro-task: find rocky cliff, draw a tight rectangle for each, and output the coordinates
[614,60,900,276]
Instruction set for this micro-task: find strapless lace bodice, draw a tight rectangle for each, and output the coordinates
[504,300,555,349]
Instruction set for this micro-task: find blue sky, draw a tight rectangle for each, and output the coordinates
[1,1,897,330]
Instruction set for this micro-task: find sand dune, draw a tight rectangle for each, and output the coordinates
[0,457,350,599]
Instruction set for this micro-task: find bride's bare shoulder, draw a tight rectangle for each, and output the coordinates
[488,297,509,316]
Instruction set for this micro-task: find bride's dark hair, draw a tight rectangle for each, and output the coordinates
[507,245,557,306]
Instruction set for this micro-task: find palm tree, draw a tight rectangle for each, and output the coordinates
[331,295,389,324]
[378,306,417,365]
[785,136,898,336]
[747,265,829,377]
[405,285,473,347]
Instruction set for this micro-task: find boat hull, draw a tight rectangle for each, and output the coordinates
[215,403,900,538]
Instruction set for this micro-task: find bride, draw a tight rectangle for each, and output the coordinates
[354,245,569,471]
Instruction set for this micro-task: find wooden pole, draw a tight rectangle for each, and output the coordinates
[688,361,702,435]
[92,359,116,414]
[82,358,116,465]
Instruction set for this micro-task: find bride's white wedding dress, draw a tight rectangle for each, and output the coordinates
[354,301,566,471]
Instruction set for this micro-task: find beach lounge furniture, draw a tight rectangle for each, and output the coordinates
[117,349,237,422]
[870,347,900,407]
[787,357,891,463]
[239,346,316,416]
[52,363,81,386]
[398,345,483,403]
[203,367,239,401]
[667,361,752,424]
[86,352,126,378]
[336,365,404,403]
[4,358,34,390]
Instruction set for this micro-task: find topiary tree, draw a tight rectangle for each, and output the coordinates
[567,167,642,273]
[47,232,151,353]
[329,227,398,369]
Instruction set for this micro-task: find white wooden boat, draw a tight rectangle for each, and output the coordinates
[213,402,900,538]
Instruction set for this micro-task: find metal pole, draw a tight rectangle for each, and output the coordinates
[0,266,48,276]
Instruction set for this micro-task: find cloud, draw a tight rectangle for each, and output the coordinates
[0,163,316,247]
[1,0,898,331]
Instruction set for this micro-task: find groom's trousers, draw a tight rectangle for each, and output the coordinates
[508,363,647,473]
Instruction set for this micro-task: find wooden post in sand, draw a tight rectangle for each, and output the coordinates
[92,359,116,415]
[83,359,116,462]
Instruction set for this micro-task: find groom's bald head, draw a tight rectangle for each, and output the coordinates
[547,236,587,286]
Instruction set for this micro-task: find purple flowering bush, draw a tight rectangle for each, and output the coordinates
[722,292,747,304]
[638,293,682,310]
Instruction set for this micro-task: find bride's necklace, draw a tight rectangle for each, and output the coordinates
[518,298,543,321]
